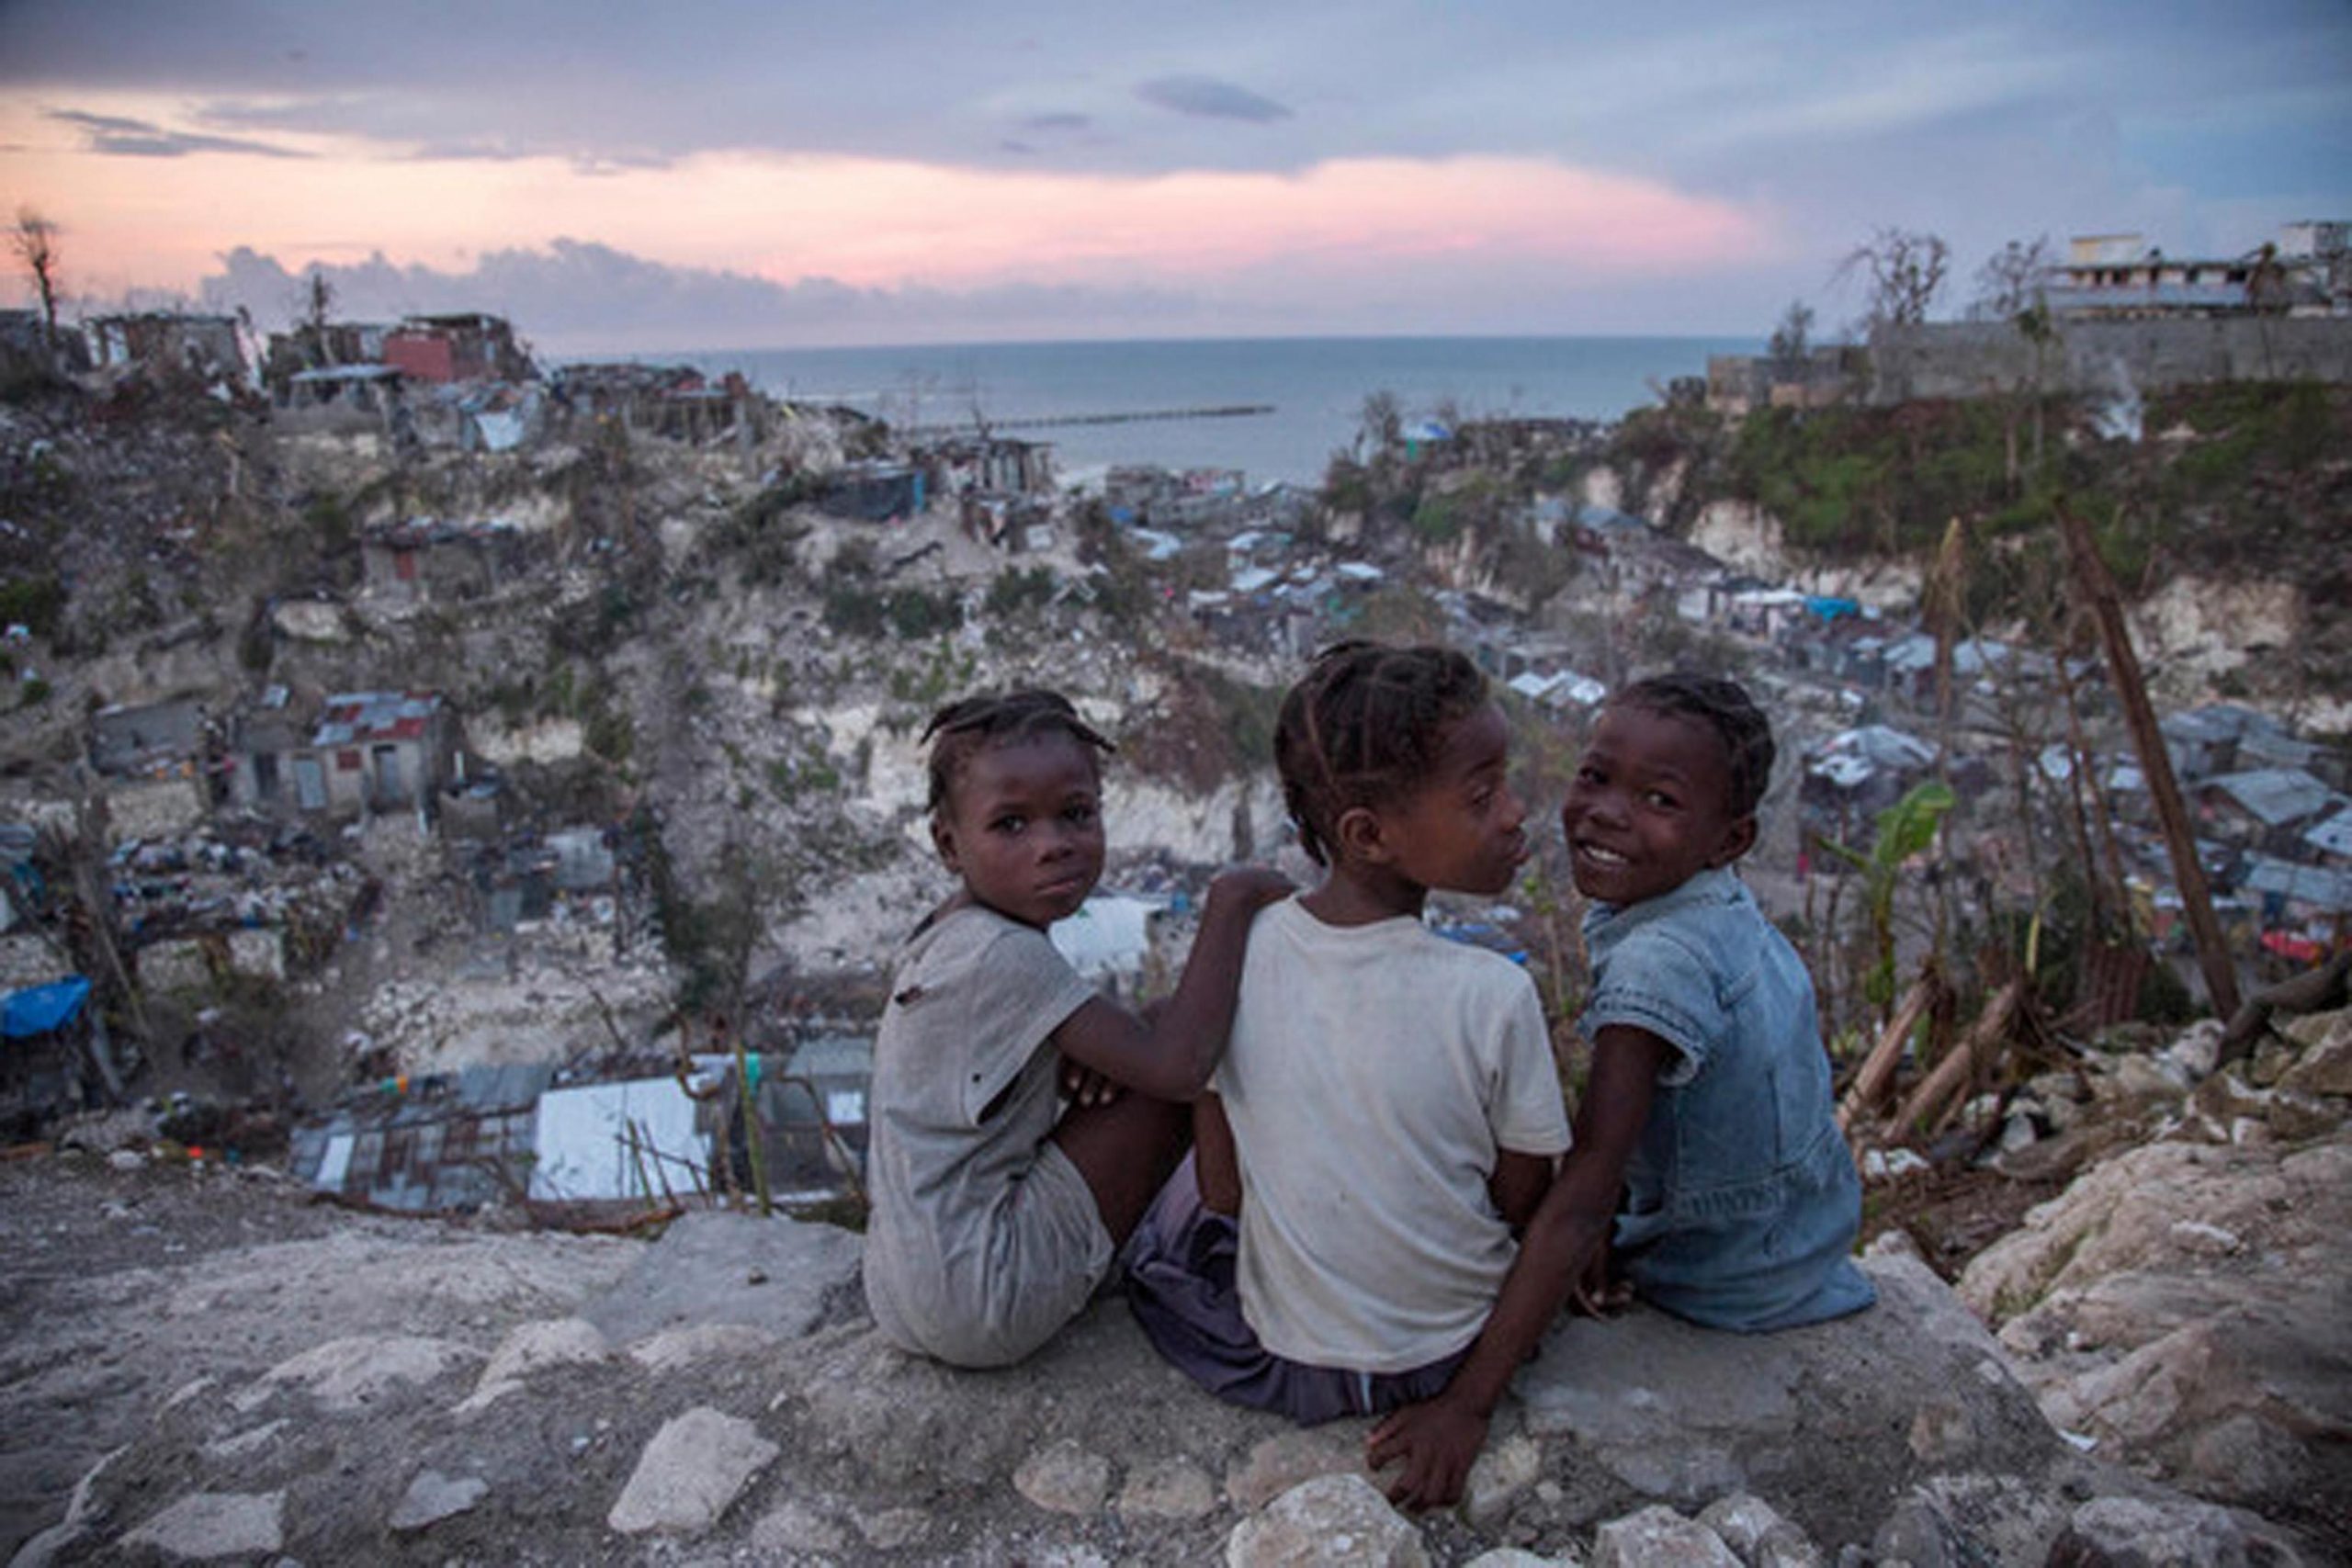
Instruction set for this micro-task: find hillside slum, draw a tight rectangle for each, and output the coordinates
[1,301,2346,1216]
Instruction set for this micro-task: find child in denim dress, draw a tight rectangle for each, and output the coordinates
[1368,673,1873,1509]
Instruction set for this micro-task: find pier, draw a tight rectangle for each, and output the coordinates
[900,403,1274,438]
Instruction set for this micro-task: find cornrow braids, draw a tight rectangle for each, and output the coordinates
[922,688,1115,815]
[1273,641,1489,867]
[1609,672,1777,819]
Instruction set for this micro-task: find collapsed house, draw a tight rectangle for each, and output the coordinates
[84,312,248,385]
[357,519,536,606]
[381,313,536,384]
[553,363,764,444]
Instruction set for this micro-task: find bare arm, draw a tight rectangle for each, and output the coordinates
[1487,1147,1555,1231]
[1367,1024,1668,1510]
[1193,1093,1241,1215]
[1049,869,1291,1102]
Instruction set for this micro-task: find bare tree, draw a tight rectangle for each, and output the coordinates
[1970,236,2052,321]
[298,268,335,365]
[1356,389,1402,457]
[1767,299,1815,373]
[1837,226,1950,329]
[12,207,62,347]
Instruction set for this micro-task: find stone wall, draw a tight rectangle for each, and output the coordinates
[1869,316,2352,405]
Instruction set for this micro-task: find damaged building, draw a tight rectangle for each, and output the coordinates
[381,313,536,385]
[228,690,457,820]
[357,519,537,606]
[84,312,249,386]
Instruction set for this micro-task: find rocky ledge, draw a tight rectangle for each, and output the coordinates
[7,1196,2312,1567]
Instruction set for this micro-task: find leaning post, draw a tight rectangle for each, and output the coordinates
[2054,502,2242,1020]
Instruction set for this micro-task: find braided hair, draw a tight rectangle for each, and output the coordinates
[1608,672,1776,819]
[1274,641,1489,868]
[922,689,1114,816]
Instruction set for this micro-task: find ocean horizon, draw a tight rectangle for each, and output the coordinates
[639,334,1759,487]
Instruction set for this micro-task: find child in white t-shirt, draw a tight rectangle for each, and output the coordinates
[862,689,1288,1369]
[1127,643,1572,1419]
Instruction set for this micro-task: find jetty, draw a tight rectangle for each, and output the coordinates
[900,402,1273,438]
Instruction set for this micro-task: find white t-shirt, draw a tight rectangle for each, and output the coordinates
[1214,897,1572,1372]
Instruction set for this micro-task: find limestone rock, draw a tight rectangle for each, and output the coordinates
[2276,1014,2352,1099]
[119,1492,285,1561]
[457,1315,608,1411]
[1905,1400,1981,1465]
[1870,1490,1970,1568]
[1961,1134,2352,1522]
[1696,1494,1817,1567]
[1227,1473,1429,1568]
[1514,1254,2057,1542]
[2046,1494,2307,1567]
[626,1320,778,1372]
[390,1469,489,1532]
[750,1497,851,1556]
[1016,1436,1115,1516]
[2187,1413,2310,1495]
[1116,1456,1219,1520]
[1226,1425,1370,1510]
[1591,1504,1739,1568]
[1464,1432,1544,1529]
[237,1334,479,1414]
[853,1505,931,1550]
[606,1406,778,1536]
[1464,1551,1577,1567]
[581,1210,862,1343]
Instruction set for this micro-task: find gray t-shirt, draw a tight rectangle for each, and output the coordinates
[862,903,1111,1367]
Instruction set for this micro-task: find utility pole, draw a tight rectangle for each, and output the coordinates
[2056,502,2241,1019]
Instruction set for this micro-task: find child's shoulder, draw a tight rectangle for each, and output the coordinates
[899,902,1059,980]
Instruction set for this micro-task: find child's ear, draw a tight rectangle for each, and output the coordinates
[930,814,961,873]
[1332,805,1392,866]
[1710,813,1758,868]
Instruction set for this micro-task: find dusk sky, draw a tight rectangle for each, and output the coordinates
[2,1,2346,353]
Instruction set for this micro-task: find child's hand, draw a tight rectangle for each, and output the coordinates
[1365,1393,1488,1513]
[1569,1247,1633,1317]
[1206,865,1293,913]
[1060,1059,1121,1108]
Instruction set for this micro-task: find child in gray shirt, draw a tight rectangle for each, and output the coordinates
[863,689,1287,1367]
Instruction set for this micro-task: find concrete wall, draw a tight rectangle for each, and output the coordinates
[1869,316,2352,405]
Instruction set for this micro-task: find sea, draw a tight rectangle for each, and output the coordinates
[662,335,1757,488]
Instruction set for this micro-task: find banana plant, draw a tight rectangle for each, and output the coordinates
[1824,779,1957,1014]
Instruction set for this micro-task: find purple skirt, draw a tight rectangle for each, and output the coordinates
[1124,1156,1469,1425]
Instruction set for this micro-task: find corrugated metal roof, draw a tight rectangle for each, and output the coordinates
[2202,769,2337,828]
[2242,857,2352,914]
[311,691,443,748]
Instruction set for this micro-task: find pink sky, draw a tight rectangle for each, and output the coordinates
[1,96,1777,318]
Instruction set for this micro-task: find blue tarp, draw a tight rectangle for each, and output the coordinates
[4,976,90,1040]
[1804,596,1862,621]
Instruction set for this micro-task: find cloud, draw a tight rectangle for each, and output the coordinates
[193,240,1208,353]
[1135,77,1293,125]
[45,107,308,159]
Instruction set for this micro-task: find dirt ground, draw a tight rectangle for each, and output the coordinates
[0,1148,637,1559]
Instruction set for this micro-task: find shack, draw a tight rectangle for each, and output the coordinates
[228,690,456,820]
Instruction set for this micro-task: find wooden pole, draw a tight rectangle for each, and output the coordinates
[1839,971,1939,1132]
[2054,503,2242,1019]
[1894,977,2025,1135]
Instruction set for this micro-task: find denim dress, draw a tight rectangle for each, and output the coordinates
[1580,866,1876,1332]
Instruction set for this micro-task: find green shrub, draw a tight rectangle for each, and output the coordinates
[0,575,64,639]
